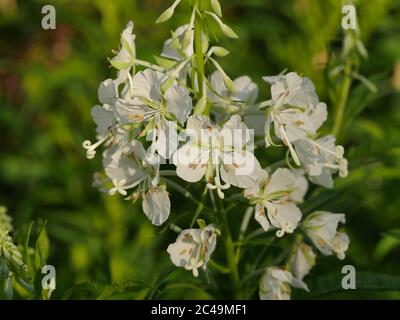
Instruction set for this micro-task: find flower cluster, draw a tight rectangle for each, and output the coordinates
[84,0,350,299]
[0,206,25,280]
[167,224,218,277]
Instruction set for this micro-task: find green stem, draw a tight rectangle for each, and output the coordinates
[332,60,352,138]
[235,206,253,263]
[194,1,205,99]
[217,196,240,298]
[209,259,230,274]
[190,186,208,227]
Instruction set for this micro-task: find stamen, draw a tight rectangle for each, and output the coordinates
[309,139,344,159]
[339,159,348,177]
[127,72,134,96]
[206,152,231,199]
[275,114,301,166]
[323,163,341,170]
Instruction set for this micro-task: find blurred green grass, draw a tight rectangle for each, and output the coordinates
[0,0,400,299]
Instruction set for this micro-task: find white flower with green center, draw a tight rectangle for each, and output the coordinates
[115,68,193,159]
[263,72,328,165]
[244,168,303,237]
[208,70,259,114]
[259,267,308,300]
[302,211,350,260]
[288,242,316,281]
[173,115,262,198]
[167,225,218,277]
[294,135,348,188]
[101,140,171,226]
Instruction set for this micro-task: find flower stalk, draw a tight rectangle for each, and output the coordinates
[217,196,240,298]
[332,59,352,138]
[194,0,205,102]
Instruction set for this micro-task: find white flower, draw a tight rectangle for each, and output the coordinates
[101,140,171,226]
[162,24,195,62]
[263,72,319,108]
[244,168,303,237]
[208,71,258,114]
[83,80,119,159]
[167,225,218,277]
[115,68,193,159]
[173,115,262,198]
[288,243,316,280]
[160,24,208,83]
[259,267,308,300]
[109,21,136,86]
[263,72,328,165]
[302,211,350,260]
[294,135,348,188]
[103,142,148,195]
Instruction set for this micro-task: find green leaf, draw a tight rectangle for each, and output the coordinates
[296,272,400,298]
[97,280,154,300]
[351,72,377,93]
[24,222,34,274]
[384,230,400,240]
[34,221,49,270]
[373,230,400,261]
[196,219,206,229]
[108,59,132,70]
[193,96,207,115]
[146,267,176,300]
[63,282,101,300]
[154,55,177,69]
[300,190,341,214]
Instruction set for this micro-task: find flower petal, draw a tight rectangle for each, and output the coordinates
[173,144,209,182]
[254,204,270,231]
[132,69,166,102]
[155,120,179,159]
[91,105,114,138]
[266,202,302,235]
[98,79,118,106]
[142,189,171,226]
[165,85,193,123]
[220,150,261,188]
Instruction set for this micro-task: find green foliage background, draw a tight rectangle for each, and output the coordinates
[0,0,399,299]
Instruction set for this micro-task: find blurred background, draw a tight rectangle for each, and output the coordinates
[0,0,399,299]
